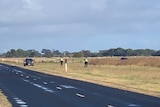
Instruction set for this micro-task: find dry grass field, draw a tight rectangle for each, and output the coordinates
[0,57,160,106]
[0,90,11,107]
[90,57,160,67]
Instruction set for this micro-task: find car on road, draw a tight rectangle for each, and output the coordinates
[24,58,34,66]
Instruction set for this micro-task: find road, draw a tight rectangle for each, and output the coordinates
[0,63,160,107]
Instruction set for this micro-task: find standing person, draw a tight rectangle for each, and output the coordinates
[60,57,64,66]
[84,57,88,67]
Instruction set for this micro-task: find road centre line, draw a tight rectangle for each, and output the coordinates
[76,93,85,98]
[43,82,48,85]
[59,85,77,89]
[56,87,62,90]
[22,79,54,93]
[107,105,114,107]
[128,104,142,107]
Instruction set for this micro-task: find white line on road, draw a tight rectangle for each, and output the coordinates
[56,87,62,90]
[43,82,48,85]
[50,81,55,84]
[107,105,114,107]
[22,79,54,93]
[76,93,85,98]
[20,105,28,107]
[60,85,77,89]
[128,104,141,107]
[26,76,29,78]
[13,69,23,73]
[13,97,28,107]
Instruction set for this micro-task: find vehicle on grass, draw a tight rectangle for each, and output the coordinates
[24,58,34,66]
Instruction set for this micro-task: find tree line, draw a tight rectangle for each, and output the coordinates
[0,48,160,58]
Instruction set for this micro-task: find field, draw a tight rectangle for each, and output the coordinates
[0,57,160,106]
[0,90,11,107]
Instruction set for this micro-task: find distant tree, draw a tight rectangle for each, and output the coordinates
[73,52,84,57]
[41,49,53,57]
[90,52,100,57]
[134,49,155,56]
[17,49,25,57]
[126,49,136,56]
[3,47,159,58]
[0,52,6,57]
[6,51,11,57]
[115,48,126,56]
[152,50,160,56]
[81,50,91,57]
[143,49,155,56]
[103,48,115,56]
[6,49,18,57]
[29,50,40,57]
[99,50,105,56]
[63,51,71,57]
[52,50,62,56]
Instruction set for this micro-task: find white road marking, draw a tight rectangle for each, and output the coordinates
[43,82,48,85]
[33,76,41,79]
[23,79,30,83]
[45,89,54,93]
[26,76,29,78]
[128,104,141,107]
[56,87,62,90]
[13,97,28,107]
[50,81,55,84]
[22,79,54,93]
[76,93,85,98]
[33,83,54,93]
[16,100,26,105]
[60,85,77,89]
[20,105,28,107]
[13,69,23,73]
[107,105,114,107]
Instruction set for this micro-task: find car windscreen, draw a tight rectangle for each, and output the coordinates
[25,59,33,62]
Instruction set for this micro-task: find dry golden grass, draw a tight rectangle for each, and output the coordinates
[0,90,11,107]
[89,57,160,67]
[0,57,160,98]
[31,63,160,97]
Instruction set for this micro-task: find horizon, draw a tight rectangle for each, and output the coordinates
[1,47,160,54]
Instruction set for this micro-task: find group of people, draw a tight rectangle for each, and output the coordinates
[59,57,88,67]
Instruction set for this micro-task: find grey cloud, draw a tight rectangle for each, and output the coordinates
[0,0,160,36]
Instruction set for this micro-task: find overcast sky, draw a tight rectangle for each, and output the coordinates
[0,0,160,53]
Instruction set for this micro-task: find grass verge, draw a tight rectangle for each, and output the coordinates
[0,90,11,107]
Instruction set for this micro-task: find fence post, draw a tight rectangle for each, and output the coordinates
[64,58,68,72]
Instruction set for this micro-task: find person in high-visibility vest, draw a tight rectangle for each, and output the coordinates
[84,57,88,67]
[60,57,64,66]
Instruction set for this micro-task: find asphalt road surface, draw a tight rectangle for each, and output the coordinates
[0,63,160,107]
